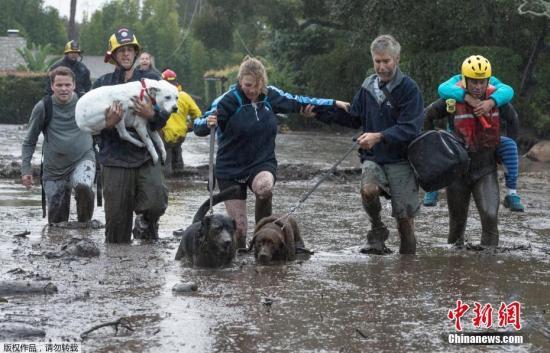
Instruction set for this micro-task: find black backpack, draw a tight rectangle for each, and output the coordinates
[40,96,53,218]
[407,130,470,192]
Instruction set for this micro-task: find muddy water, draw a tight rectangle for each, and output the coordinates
[0,127,549,352]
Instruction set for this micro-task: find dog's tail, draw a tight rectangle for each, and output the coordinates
[192,185,243,224]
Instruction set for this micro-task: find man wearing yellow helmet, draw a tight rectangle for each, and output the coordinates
[91,28,168,243]
[46,40,91,97]
[424,55,524,212]
[424,55,506,248]
[160,68,202,176]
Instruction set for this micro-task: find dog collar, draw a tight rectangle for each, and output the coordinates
[139,79,157,106]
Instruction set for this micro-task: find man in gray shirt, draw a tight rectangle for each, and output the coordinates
[21,66,96,224]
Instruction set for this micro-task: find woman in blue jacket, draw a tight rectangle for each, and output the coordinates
[194,56,348,248]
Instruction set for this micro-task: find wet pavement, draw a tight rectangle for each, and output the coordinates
[0,125,549,352]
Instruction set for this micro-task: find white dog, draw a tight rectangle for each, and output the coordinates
[75,78,179,164]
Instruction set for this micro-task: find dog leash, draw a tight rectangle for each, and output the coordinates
[274,136,359,223]
[208,125,216,215]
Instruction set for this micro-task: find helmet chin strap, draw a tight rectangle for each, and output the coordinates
[113,59,138,84]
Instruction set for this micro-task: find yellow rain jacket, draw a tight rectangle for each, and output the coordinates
[162,91,202,144]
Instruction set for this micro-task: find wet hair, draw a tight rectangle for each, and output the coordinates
[237,56,268,93]
[49,66,75,84]
[370,34,401,58]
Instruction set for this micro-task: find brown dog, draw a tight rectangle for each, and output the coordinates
[251,215,304,264]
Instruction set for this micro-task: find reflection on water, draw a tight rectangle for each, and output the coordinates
[0,130,549,352]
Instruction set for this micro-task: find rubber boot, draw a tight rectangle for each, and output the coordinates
[132,214,159,241]
[359,195,390,254]
[360,227,391,254]
[172,142,184,174]
[75,184,94,223]
[162,143,174,177]
[397,218,416,254]
[255,192,272,223]
[149,221,160,241]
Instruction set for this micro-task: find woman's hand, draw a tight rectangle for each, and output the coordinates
[207,114,218,127]
[335,100,350,112]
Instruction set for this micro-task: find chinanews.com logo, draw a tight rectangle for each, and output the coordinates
[447,300,524,345]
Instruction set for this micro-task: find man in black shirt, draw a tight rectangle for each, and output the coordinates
[92,27,169,243]
[46,40,91,97]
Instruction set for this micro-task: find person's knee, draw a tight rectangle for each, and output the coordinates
[252,172,274,198]
[255,188,272,200]
[361,183,379,201]
[75,183,94,196]
[479,208,498,227]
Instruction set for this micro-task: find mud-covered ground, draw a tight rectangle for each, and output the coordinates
[0,125,549,353]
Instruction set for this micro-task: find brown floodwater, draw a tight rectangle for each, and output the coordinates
[0,126,549,352]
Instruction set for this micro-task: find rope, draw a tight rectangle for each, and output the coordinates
[165,0,200,60]
[235,29,254,57]
[275,137,358,223]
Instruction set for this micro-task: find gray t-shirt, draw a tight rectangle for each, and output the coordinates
[21,94,95,180]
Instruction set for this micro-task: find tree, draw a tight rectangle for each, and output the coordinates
[69,0,77,40]
[16,43,61,72]
[0,0,66,48]
[79,0,142,55]
[517,0,550,96]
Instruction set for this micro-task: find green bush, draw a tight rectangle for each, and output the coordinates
[404,46,523,104]
[0,72,46,124]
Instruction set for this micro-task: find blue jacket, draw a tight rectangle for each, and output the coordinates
[92,68,169,168]
[315,68,424,164]
[438,74,514,107]
[194,84,334,179]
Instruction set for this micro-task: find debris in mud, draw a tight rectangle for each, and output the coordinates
[355,328,368,339]
[172,282,198,293]
[44,237,100,259]
[5,268,51,281]
[80,317,134,339]
[0,323,46,339]
[6,268,25,275]
[49,219,104,229]
[0,281,58,296]
[172,228,185,237]
[261,297,274,306]
[461,243,532,253]
[10,230,30,238]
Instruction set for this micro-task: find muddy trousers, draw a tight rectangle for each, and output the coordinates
[360,161,419,254]
[163,139,185,176]
[446,170,500,246]
[43,159,95,224]
[102,161,168,243]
